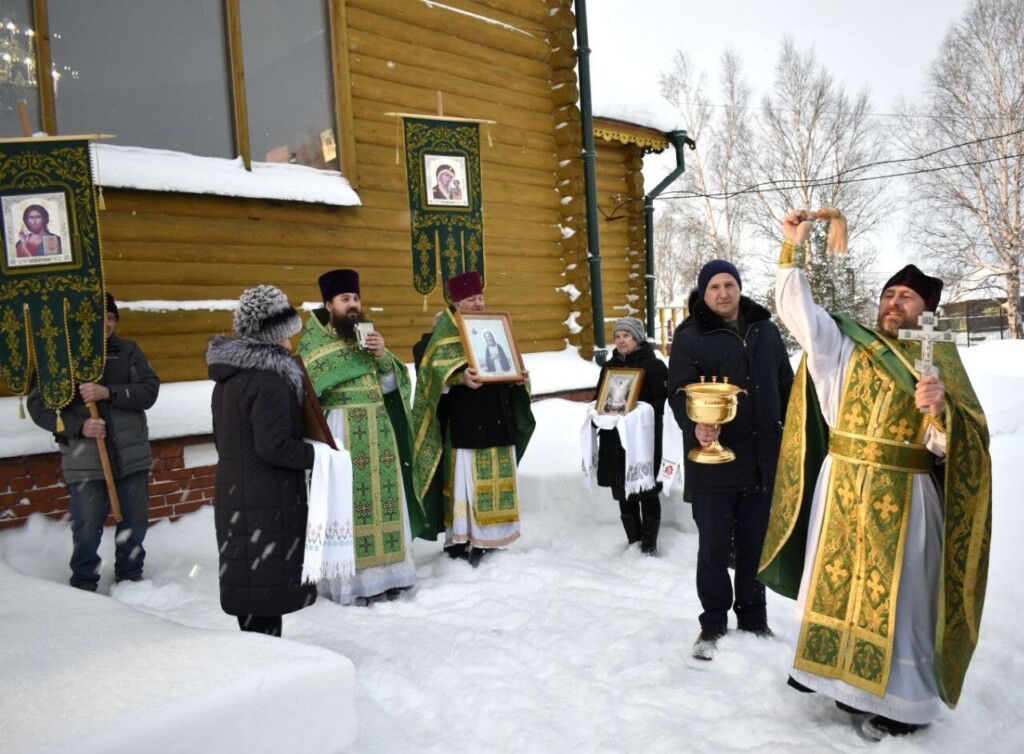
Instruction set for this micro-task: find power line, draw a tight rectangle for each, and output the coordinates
[662,98,1023,123]
[655,128,1024,201]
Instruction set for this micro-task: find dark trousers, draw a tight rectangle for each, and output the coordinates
[614,485,661,551]
[238,615,283,637]
[68,470,149,590]
[690,488,771,633]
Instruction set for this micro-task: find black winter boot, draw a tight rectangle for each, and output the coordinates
[618,497,642,545]
[640,516,660,556]
[620,514,642,545]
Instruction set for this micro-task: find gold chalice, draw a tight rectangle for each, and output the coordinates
[683,376,747,464]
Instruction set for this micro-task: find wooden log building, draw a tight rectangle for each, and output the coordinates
[0,0,673,528]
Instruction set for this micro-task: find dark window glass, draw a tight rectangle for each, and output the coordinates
[242,0,338,169]
[49,0,233,158]
[0,1,41,137]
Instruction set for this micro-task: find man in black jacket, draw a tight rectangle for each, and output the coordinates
[28,293,160,591]
[668,260,793,660]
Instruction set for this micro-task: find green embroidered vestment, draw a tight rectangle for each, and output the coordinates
[759,314,991,707]
[297,312,425,567]
[411,309,534,533]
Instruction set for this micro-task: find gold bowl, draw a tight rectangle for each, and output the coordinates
[682,377,746,464]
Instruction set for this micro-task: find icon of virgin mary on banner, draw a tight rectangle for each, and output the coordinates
[402,116,485,301]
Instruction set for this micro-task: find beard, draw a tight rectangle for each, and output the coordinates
[330,307,365,339]
[876,307,914,337]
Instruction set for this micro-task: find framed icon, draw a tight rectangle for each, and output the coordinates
[294,355,337,450]
[2,191,74,270]
[424,153,469,207]
[455,310,526,383]
[596,368,645,416]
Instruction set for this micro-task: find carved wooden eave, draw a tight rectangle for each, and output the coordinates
[593,117,670,154]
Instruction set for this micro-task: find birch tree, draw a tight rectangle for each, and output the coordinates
[747,38,890,320]
[894,0,1023,337]
[657,49,753,285]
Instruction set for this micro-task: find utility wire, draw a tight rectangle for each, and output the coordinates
[654,128,1024,201]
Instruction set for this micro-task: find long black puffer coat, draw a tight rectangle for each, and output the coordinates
[595,341,669,496]
[667,296,794,498]
[207,336,316,618]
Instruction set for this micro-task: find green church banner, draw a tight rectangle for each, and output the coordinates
[0,138,105,415]
[402,117,485,298]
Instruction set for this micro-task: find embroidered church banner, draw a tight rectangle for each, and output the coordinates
[0,138,105,409]
[402,117,484,298]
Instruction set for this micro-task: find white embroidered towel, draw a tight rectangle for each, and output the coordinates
[302,439,355,584]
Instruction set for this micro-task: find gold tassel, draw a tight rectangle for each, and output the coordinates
[396,118,402,165]
[18,395,25,420]
[805,208,848,255]
[422,295,428,312]
[486,125,493,147]
[97,186,106,210]
[55,409,64,433]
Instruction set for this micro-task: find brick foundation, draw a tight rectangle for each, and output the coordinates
[0,435,217,530]
[0,389,597,531]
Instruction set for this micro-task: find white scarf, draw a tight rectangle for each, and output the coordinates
[657,408,684,493]
[580,401,657,496]
[302,439,356,584]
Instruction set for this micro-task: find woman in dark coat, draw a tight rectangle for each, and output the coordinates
[206,285,316,637]
[595,317,668,554]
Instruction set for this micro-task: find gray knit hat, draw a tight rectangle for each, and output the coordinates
[612,316,646,344]
[233,285,302,344]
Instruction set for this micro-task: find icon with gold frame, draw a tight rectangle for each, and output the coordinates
[596,368,645,417]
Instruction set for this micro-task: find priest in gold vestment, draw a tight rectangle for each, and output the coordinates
[760,210,991,740]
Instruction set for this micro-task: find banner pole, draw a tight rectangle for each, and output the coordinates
[87,401,122,522]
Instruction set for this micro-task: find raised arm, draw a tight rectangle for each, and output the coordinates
[776,210,847,384]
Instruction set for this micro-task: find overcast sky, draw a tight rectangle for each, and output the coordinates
[585,0,968,123]
[581,0,974,280]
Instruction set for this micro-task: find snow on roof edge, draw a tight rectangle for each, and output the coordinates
[95,143,361,207]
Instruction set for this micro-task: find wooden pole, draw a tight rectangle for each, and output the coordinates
[17,101,32,137]
[87,402,122,522]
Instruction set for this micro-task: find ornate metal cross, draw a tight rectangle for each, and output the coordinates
[898,311,956,379]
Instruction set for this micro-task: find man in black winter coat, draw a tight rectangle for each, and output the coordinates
[668,260,794,661]
[28,293,160,591]
[206,285,316,637]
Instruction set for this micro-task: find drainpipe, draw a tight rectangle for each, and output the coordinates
[574,0,607,364]
[644,130,696,339]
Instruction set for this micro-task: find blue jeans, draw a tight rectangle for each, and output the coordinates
[690,488,771,633]
[68,470,150,590]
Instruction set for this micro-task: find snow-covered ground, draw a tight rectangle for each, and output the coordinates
[2,341,1022,753]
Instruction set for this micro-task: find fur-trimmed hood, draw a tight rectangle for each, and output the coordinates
[205,335,304,401]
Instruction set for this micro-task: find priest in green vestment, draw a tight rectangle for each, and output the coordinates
[296,268,425,605]
[760,210,991,740]
[411,271,535,567]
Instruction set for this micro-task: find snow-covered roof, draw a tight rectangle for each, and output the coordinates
[95,143,361,207]
[592,101,683,135]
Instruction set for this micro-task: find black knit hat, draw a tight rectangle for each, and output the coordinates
[105,292,119,321]
[881,264,943,311]
[697,260,741,299]
[233,285,302,344]
[318,269,360,302]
